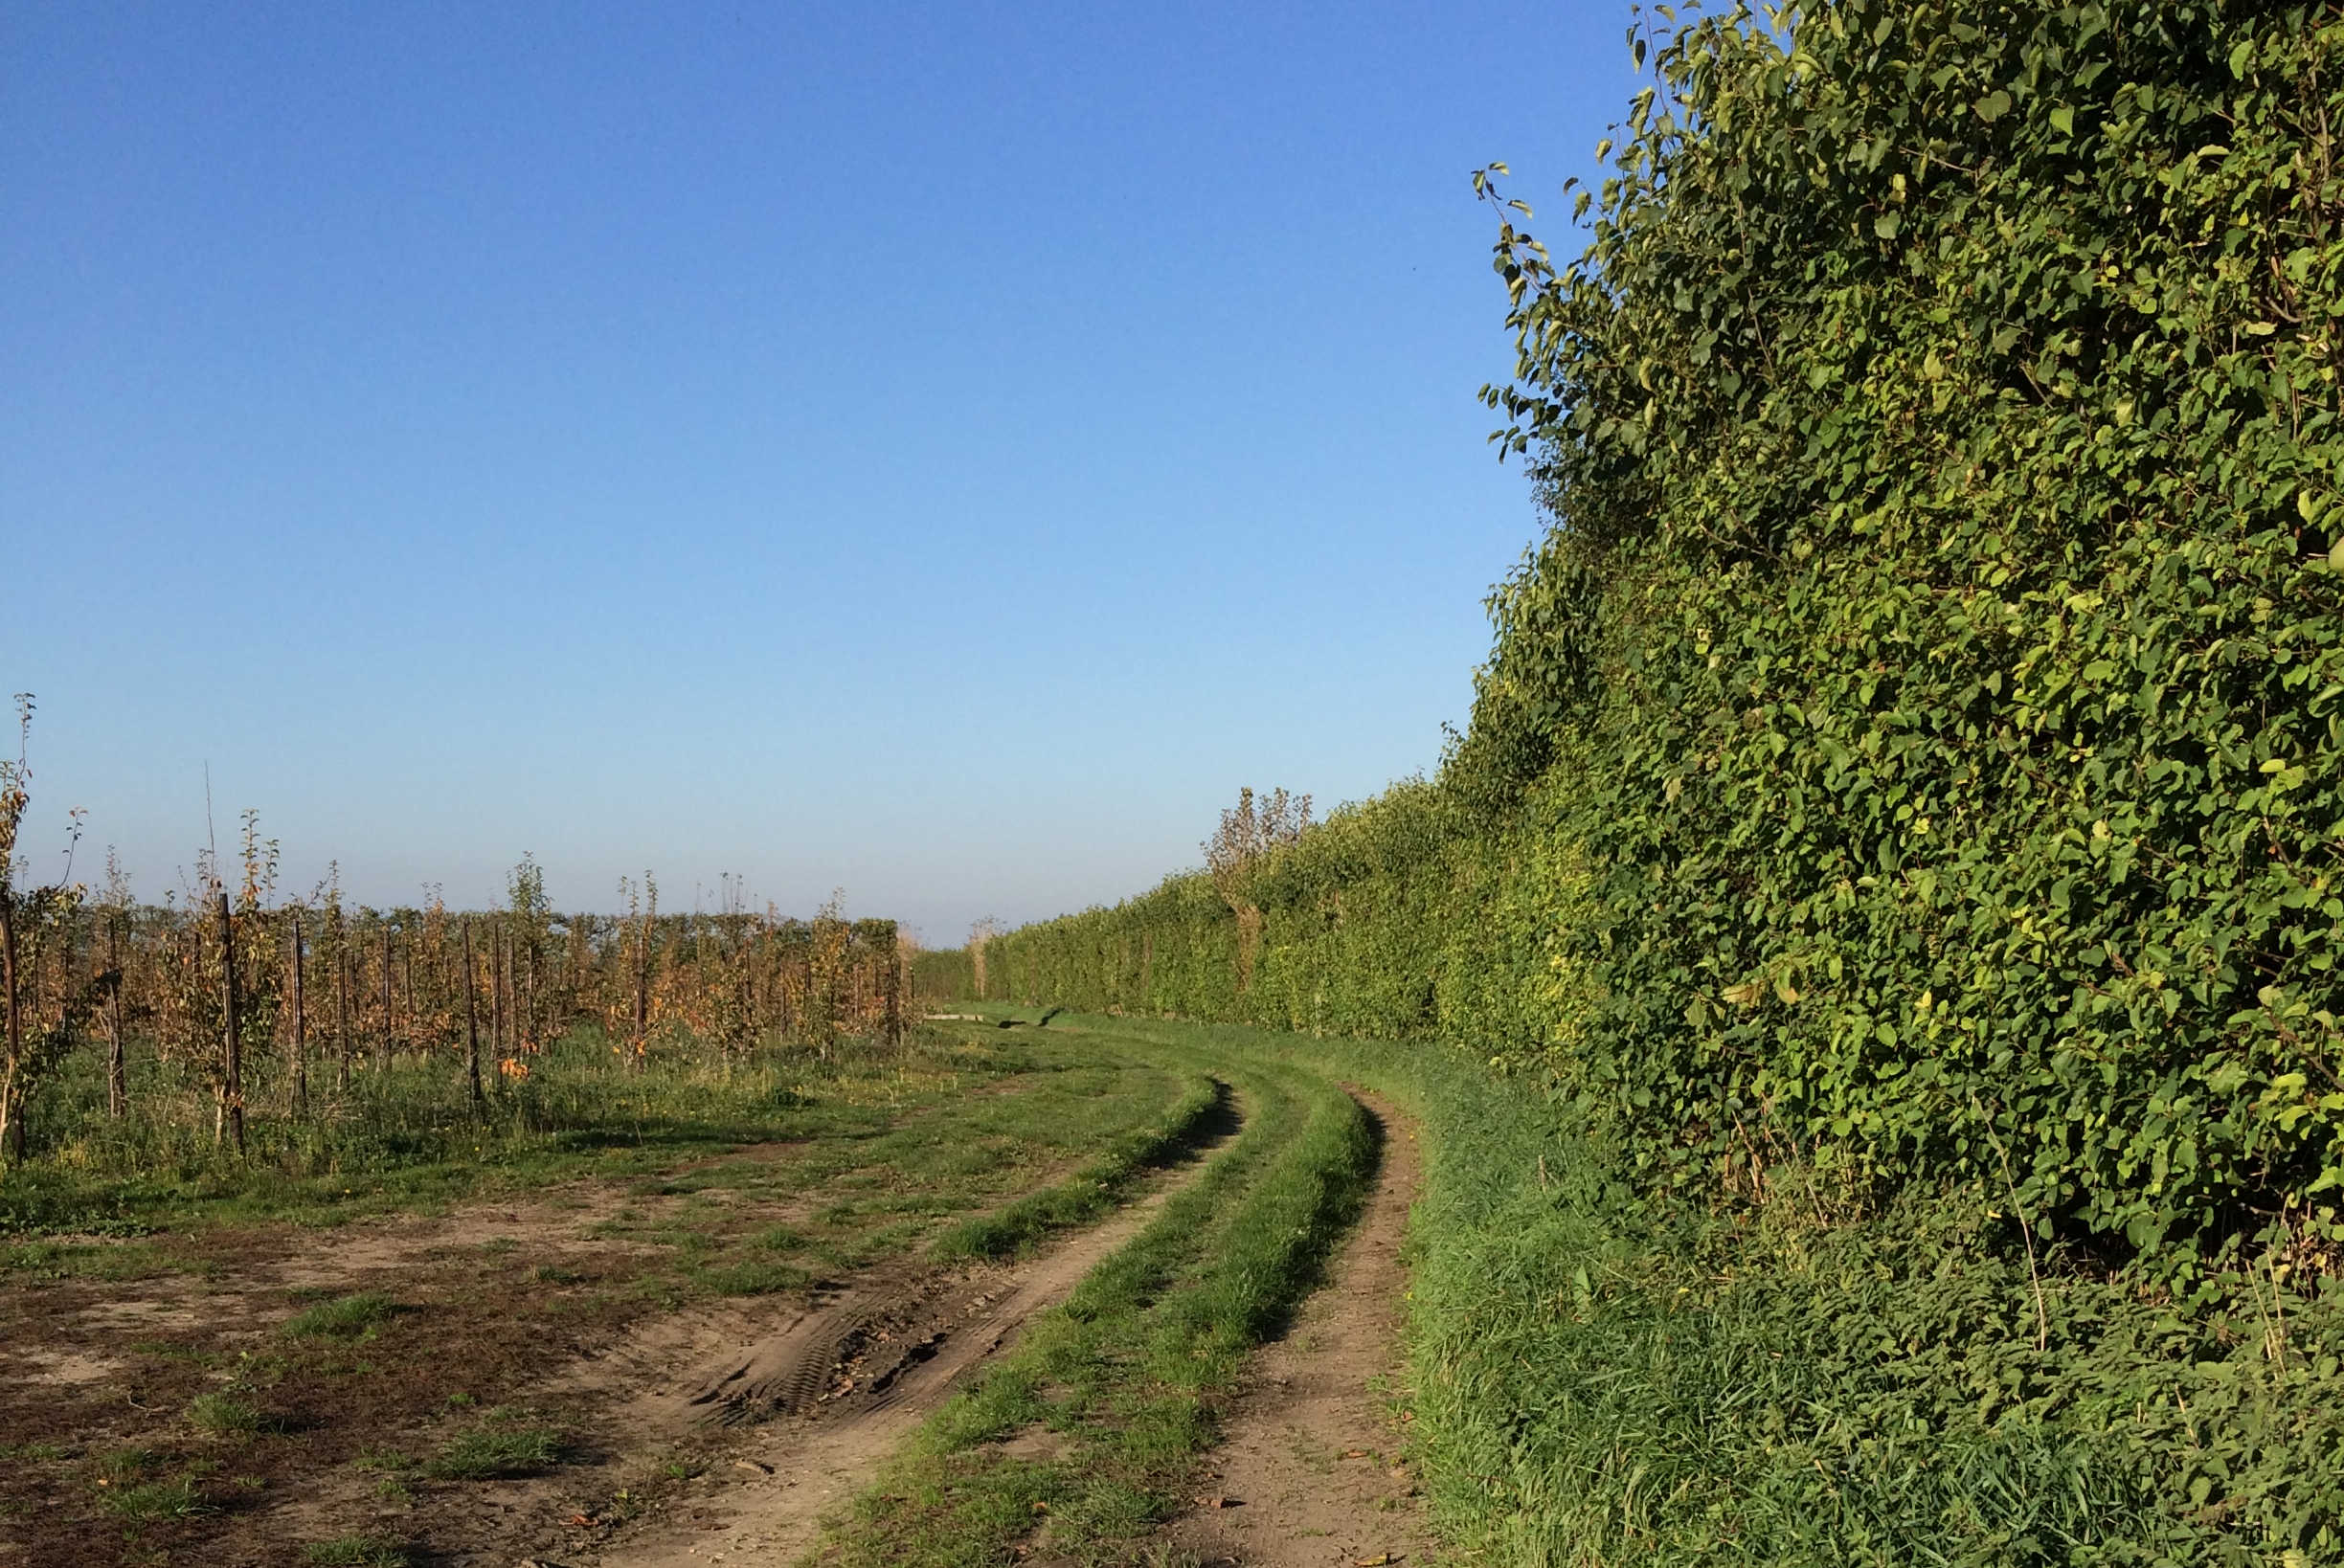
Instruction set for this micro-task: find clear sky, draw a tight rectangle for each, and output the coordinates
[5,0,1639,944]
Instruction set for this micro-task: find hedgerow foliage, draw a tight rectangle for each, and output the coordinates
[972,0,2344,1278]
[1467,0,2344,1273]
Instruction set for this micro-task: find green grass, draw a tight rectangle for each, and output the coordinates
[423,1419,568,1480]
[1,1032,1229,1561]
[690,1256,814,1296]
[304,1534,411,1566]
[930,1072,1224,1262]
[282,1290,397,1340]
[0,1022,1040,1238]
[823,1018,1375,1567]
[1019,1012,2344,1568]
[98,1475,206,1521]
[185,1392,268,1434]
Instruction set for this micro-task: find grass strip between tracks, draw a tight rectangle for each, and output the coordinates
[821,1019,1374,1567]
[930,1070,1226,1264]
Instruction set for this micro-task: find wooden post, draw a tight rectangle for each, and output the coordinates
[217,892,245,1154]
[336,946,352,1092]
[462,917,483,1111]
[186,921,201,1071]
[1,894,23,1165]
[288,909,307,1119]
[106,914,126,1118]
[632,920,650,1071]
[490,923,507,1063]
[502,927,518,1054]
[521,937,536,1051]
[378,925,393,1071]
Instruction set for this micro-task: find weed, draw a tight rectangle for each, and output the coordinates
[0,1441,68,1462]
[282,1290,396,1339]
[98,1475,206,1521]
[304,1534,410,1566]
[186,1393,267,1434]
[424,1421,567,1480]
[694,1257,811,1296]
[93,1446,161,1488]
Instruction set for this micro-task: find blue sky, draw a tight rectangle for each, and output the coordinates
[4,0,1639,943]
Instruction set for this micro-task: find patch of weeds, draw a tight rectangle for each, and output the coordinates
[99,1474,208,1522]
[476,1236,518,1255]
[352,1446,418,1504]
[94,1446,162,1487]
[696,1257,812,1296]
[424,1418,568,1480]
[282,1290,398,1340]
[304,1534,411,1567]
[0,1440,69,1462]
[534,1263,588,1284]
[0,1238,168,1283]
[186,1393,269,1434]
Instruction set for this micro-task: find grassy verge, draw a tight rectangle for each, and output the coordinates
[1039,1015,2344,1568]
[820,1016,1374,1566]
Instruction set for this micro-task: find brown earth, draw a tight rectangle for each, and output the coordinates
[1151,1093,1432,1568]
[0,1147,822,1568]
[0,1093,1237,1568]
[573,1165,1210,1568]
[2,1082,1431,1568]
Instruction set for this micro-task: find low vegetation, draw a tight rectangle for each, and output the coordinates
[0,1019,1206,1563]
[825,1014,1375,1567]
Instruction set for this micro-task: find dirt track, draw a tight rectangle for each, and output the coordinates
[576,1165,1205,1566]
[4,1079,1434,1568]
[1152,1092,1431,1568]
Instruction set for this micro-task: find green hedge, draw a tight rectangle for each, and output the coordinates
[1469,0,2344,1273]
[957,1,2344,1282]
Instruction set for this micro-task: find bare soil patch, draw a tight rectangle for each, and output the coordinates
[0,1137,856,1567]
[1153,1092,1431,1568]
[569,1104,1241,1568]
[0,1095,1235,1568]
